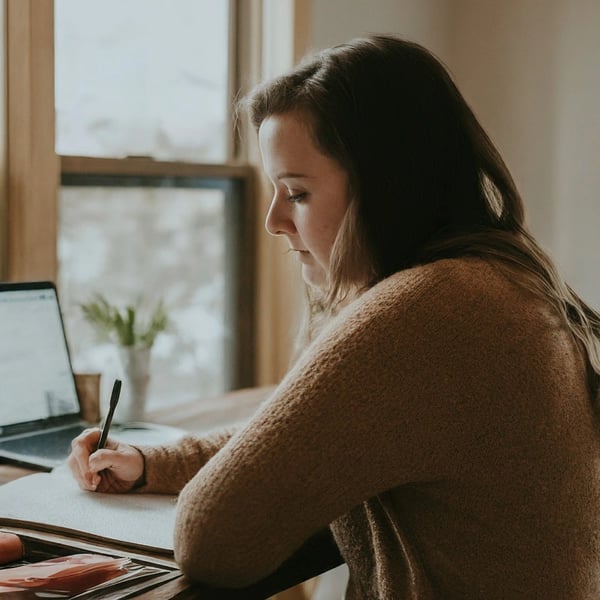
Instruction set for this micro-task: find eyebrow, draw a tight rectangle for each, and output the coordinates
[276,172,314,180]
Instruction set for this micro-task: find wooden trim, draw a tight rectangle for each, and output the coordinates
[60,155,253,179]
[231,0,264,164]
[227,168,257,390]
[6,0,59,281]
[0,0,8,280]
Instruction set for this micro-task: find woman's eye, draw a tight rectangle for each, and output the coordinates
[288,192,307,202]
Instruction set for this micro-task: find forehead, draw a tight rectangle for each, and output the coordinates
[259,112,314,149]
[258,112,330,175]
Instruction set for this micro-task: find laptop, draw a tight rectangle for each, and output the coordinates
[0,281,88,471]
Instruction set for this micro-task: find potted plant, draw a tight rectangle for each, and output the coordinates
[80,294,170,422]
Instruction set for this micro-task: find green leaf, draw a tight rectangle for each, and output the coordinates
[80,294,170,348]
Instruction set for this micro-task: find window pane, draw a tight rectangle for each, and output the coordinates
[58,186,228,411]
[55,0,229,161]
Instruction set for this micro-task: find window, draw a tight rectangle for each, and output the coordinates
[4,0,310,395]
[53,0,255,409]
[54,0,230,162]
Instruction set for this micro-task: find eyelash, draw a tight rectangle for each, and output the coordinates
[288,192,307,202]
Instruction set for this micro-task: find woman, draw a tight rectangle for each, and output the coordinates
[69,35,600,598]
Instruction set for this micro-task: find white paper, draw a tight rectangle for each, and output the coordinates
[0,466,177,554]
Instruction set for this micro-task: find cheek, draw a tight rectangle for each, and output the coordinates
[305,218,343,265]
[321,204,347,244]
[302,216,337,244]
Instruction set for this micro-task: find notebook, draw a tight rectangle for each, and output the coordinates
[0,281,88,472]
[0,465,177,555]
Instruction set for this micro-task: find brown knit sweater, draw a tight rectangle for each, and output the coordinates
[138,258,600,599]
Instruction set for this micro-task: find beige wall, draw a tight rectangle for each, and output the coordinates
[447,0,600,309]
[553,0,600,307]
[312,0,449,57]
[308,0,600,310]
[445,0,561,249]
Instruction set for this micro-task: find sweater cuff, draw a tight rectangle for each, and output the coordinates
[133,428,238,494]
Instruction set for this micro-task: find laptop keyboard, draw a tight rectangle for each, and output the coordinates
[0,425,87,460]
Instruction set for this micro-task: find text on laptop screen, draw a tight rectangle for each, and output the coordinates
[0,287,79,427]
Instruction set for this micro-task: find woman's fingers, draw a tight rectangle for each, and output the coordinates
[95,466,139,494]
[68,429,144,493]
[88,443,145,493]
[68,428,102,491]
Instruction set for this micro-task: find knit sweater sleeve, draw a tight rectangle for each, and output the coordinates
[134,427,239,494]
[173,259,519,587]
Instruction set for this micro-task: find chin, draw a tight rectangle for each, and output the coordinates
[301,265,328,289]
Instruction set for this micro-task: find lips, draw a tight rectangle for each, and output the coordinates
[290,249,310,262]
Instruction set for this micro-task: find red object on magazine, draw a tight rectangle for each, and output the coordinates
[0,553,129,595]
[0,533,24,565]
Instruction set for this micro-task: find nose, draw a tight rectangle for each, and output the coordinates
[265,194,296,237]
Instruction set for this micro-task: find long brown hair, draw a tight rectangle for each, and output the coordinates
[241,34,600,404]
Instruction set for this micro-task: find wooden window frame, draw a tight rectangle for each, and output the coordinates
[5,0,59,281]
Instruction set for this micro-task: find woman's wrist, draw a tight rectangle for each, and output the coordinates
[131,447,147,489]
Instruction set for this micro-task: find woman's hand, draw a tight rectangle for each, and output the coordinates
[68,428,145,493]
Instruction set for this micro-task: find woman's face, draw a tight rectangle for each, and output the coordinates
[259,111,350,289]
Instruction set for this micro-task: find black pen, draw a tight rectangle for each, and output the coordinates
[97,379,122,450]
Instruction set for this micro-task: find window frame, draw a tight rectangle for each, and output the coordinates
[5,0,59,282]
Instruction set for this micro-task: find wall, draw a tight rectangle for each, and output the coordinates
[553,0,600,307]
[447,0,600,308]
[311,0,449,57]
[446,0,561,249]
[309,0,600,309]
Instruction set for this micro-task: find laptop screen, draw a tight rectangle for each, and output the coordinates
[0,283,80,428]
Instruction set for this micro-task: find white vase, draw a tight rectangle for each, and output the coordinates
[117,346,151,423]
